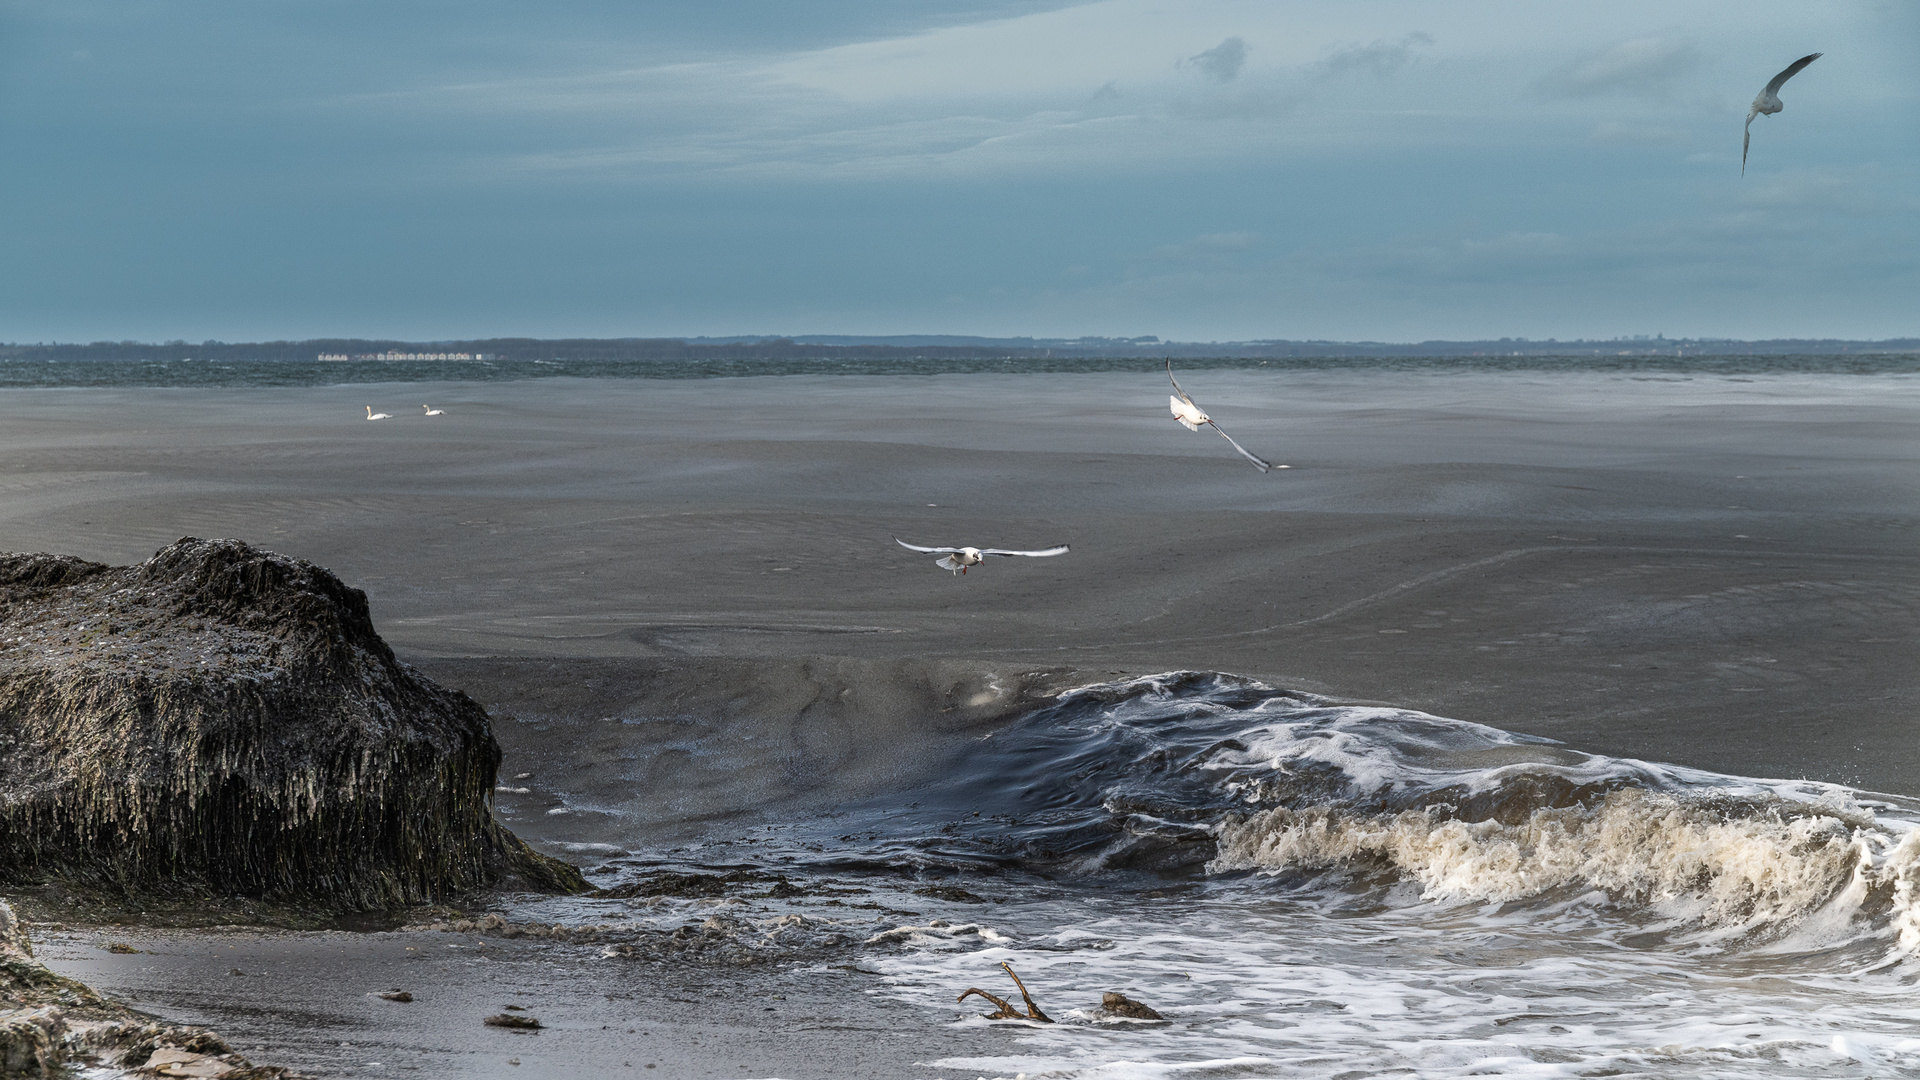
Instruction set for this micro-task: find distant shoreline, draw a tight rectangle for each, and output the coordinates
[4,351,1920,390]
[3,334,1918,366]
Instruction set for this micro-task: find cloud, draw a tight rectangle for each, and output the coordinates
[1150,230,1258,260]
[1539,35,1703,98]
[1166,83,1303,122]
[1736,166,1920,217]
[1317,32,1433,78]
[1185,36,1248,83]
[1588,121,1688,145]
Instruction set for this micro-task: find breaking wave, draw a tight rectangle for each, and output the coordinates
[828,671,1920,951]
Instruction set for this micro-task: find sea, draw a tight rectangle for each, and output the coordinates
[468,663,1920,1080]
[18,352,1920,1078]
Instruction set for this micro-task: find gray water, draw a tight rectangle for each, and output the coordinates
[488,671,1920,1079]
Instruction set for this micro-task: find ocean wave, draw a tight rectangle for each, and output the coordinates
[853,671,1920,948]
[1212,789,1902,938]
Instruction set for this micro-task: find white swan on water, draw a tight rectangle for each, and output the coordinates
[1167,360,1281,472]
[366,406,391,420]
[894,537,1069,575]
[422,405,445,416]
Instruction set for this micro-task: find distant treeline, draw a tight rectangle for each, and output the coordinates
[2,335,1917,363]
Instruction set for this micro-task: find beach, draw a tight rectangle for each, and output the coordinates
[5,366,1920,1077]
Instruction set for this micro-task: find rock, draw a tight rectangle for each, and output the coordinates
[144,1046,239,1077]
[0,539,587,909]
[376,990,412,1003]
[0,906,27,961]
[483,1014,542,1030]
[1099,992,1164,1020]
[1,900,104,1015]
[106,943,140,954]
[0,1006,66,1077]
[2,901,304,1077]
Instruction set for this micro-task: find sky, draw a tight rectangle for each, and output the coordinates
[1,0,1915,343]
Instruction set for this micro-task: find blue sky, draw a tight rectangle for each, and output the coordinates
[2,0,1915,342]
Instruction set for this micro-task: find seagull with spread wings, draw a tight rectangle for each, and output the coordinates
[894,537,1069,575]
[1167,360,1282,472]
[1744,52,1822,175]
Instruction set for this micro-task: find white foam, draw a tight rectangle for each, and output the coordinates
[1210,788,1915,943]
[865,889,1920,1080]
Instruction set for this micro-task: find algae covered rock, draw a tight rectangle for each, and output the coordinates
[0,538,584,908]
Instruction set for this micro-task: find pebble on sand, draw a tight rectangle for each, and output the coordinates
[484,1014,542,1030]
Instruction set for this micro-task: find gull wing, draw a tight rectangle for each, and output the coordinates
[1166,359,1197,407]
[1206,421,1276,472]
[895,537,964,554]
[1743,114,1753,175]
[980,545,1071,558]
[1765,52,1821,96]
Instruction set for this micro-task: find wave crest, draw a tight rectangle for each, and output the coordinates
[1212,786,1915,940]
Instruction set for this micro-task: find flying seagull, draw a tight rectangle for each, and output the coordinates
[1744,52,1821,175]
[894,536,1069,575]
[1167,360,1282,472]
[366,406,391,420]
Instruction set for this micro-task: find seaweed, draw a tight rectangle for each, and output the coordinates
[0,538,586,910]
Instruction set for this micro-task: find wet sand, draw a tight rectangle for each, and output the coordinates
[31,923,1019,1079]
[5,368,1920,1076]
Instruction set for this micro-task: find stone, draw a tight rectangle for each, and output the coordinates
[0,539,587,909]
[1099,992,1164,1020]
[0,1006,66,1077]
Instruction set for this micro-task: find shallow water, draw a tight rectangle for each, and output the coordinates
[490,671,1920,1079]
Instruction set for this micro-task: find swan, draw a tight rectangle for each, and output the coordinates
[422,405,445,416]
[894,537,1069,575]
[366,406,391,421]
[1167,360,1282,472]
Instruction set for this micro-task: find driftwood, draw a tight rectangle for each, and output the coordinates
[956,962,1052,1023]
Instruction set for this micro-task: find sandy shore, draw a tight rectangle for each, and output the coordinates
[5,367,1920,1076]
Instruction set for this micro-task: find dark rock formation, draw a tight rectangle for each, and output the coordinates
[0,538,585,909]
